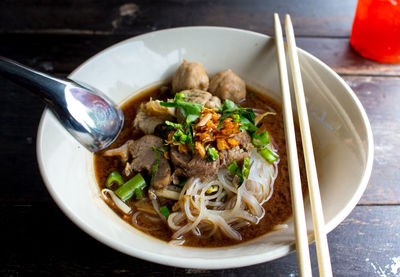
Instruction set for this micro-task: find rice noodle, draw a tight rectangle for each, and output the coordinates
[155,188,181,200]
[167,149,277,244]
[132,211,163,232]
[101,189,131,214]
[148,188,167,222]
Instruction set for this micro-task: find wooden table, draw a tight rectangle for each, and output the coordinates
[1,1,399,276]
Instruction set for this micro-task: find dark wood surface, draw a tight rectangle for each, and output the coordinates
[1,0,399,276]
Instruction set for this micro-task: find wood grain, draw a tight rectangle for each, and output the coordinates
[0,0,357,37]
[1,35,400,76]
[0,78,49,203]
[1,205,398,276]
[297,38,400,76]
[344,76,400,205]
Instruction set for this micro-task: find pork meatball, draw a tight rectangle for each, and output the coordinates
[172,60,209,93]
[209,69,246,103]
[180,89,221,108]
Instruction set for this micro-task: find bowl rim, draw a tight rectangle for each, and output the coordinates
[36,26,374,269]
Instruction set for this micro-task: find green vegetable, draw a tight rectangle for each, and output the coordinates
[219,99,236,111]
[259,147,279,163]
[165,121,183,129]
[160,93,203,124]
[186,114,199,123]
[186,124,194,152]
[207,147,219,161]
[228,160,239,175]
[115,173,147,202]
[178,101,203,123]
[242,157,250,179]
[227,158,250,186]
[218,100,257,133]
[106,171,124,189]
[172,128,187,144]
[160,205,170,218]
[161,94,200,150]
[251,131,278,164]
[252,131,270,147]
[165,120,194,152]
[135,188,143,200]
[232,114,240,122]
[175,92,186,101]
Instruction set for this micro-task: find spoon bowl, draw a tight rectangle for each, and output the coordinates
[0,56,124,152]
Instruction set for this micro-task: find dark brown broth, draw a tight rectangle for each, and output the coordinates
[94,85,306,247]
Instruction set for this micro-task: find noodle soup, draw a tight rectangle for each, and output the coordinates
[94,62,306,247]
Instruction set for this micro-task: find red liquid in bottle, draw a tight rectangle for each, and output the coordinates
[350,0,400,64]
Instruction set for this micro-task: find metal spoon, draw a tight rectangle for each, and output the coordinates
[0,56,124,152]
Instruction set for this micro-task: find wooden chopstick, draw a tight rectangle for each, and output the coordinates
[284,14,333,277]
[273,13,312,277]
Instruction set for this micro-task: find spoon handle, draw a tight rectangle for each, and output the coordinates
[0,56,66,106]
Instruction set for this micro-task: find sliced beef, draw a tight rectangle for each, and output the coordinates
[170,147,191,168]
[172,60,209,93]
[219,131,254,166]
[178,89,221,108]
[169,131,253,178]
[170,147,220,177]
[155,158,171,189]
[209,69,246,103]
[128,135,171,189]
[188,154,221,176]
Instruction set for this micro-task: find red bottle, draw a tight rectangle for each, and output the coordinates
[350,0,400,64]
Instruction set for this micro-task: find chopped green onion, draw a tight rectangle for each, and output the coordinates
[232,114,240,122]
[227,159,250,186]
[259,147,279,163]
[115,173,147,202]
[172,129,185,142]
[228,160,239,175]
[179,133,187,144]
[207,147,219,162]
[242,157,250,179]
[252,131,270,147]
[106,171,124,189]
[165,121,183,129]
[135,188,143,200]
[185,124,195,153]
[175,92,187,101]
[160,205,170,218]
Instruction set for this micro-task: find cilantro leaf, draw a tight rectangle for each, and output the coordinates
[160,93,203,124]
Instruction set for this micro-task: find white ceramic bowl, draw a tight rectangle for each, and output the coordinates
[36,27,373,269]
